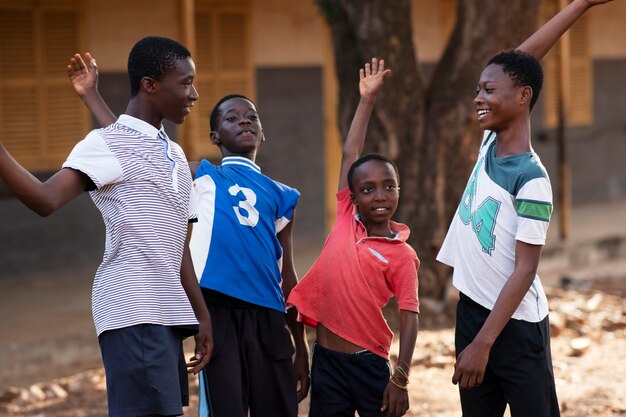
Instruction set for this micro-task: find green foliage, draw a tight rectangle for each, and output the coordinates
[314,0,340,22]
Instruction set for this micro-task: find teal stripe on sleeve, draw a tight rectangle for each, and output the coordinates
[515,199,552,222]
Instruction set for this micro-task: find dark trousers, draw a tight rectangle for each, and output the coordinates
[455,293,561,417]
[99,324,188,417]
[198,293,297,417]
[309,343,391,417]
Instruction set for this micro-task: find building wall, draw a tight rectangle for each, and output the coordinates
[82,0,181,72]
[533,58,626,204]
[1,0,626,274]
[255,67,326,240]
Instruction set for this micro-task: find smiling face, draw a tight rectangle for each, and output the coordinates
[474,63,529,132]
[155,57,198,125]
[211,97,264,159]
[350,159,400,237]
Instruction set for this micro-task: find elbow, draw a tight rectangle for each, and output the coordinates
[34,204,55,217]
[28,197,60,217]
[518,265,539,284]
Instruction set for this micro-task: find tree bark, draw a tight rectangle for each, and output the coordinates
[318,0,541,298]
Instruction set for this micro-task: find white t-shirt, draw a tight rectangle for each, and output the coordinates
[437,131,553,322]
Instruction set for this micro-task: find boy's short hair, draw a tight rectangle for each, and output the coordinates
[210,94,255,132]
[127,36,191,97]
[488,50,544,110]
[347,153,400,192]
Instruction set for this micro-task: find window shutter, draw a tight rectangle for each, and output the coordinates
[0,3,86,171]
[542,0,560,127]
[541,0,593,127]
[191,1,252,160]
[568,16,592,125]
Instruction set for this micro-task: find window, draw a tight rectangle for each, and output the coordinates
[541,0,593,127]
[192,0,253,159]
[0,0,87,170]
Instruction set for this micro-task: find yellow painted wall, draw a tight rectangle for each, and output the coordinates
[589,0,626,59]
[412,0,456,63]
[250,0,326,67]
[82,0,181,72]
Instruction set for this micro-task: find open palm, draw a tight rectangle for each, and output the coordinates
[67,53,98,97]
[359,58,391,98]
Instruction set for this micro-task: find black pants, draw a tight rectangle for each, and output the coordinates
[455,293,560,417]
[198,290,298,417]
[309,343,391,417]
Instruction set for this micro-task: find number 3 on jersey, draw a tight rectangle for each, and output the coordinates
[458,158,500,255]
[229,184,260,227]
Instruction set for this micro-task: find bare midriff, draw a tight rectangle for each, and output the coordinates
[317,323,366,353]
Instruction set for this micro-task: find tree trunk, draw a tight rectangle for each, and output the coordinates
[319,0,541,299]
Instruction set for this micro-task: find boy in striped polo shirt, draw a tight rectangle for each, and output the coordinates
[437,1,612,416]
[0,36,212,417]
[67,62,310,416]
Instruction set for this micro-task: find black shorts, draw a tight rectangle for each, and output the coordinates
[308,343,391,417]
[98,324,189,417]
[198,289,298,417]
[455,293,560,417]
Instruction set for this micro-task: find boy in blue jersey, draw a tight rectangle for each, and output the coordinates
[68,59,309,417]
[436,1,612,417]
[190,94,309,417]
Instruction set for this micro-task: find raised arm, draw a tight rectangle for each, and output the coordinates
[337,58,391,191]
[517,0,613,60]
[0,144,89,216]
[68,53,117,127]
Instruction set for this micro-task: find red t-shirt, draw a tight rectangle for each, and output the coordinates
[287,187,419,359]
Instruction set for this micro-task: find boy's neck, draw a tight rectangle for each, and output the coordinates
[492,117,532,157]
[221,149,257,163]
[362,220,394,238]
[126,98,162,130]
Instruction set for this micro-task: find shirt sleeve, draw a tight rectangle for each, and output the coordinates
[515,177,553,245]
[273,181,300,233]
[336,187,354,218]
[387,250,420,313]
[62,130,123,188]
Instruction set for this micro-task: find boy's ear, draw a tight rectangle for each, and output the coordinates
[350,192,357,206]
[141,76,157,94]
[210,131,220,145]
[519,86,533,107]
[261,128,266,142]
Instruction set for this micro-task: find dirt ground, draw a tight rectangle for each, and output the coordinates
[0,283,624,417]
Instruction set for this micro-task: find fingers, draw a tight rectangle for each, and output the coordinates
[186,352,209,375]
[67,53,95,79]
[381,388,389,412]
[84,52,97,71]
[452,364,461,385]
[186,338,212,375]
[361,58,391,79]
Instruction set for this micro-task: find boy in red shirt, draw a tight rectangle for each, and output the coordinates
[287,59,419,417]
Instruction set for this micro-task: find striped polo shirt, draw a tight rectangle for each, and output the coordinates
[437,130,553,322]
[63,115,198,336]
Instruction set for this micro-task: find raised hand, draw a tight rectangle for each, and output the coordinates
[67,52,98,98]
[359,58,392,100]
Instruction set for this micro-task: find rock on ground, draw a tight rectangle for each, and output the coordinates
[1,287,624,417]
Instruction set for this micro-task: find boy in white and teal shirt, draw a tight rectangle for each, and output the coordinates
[437,1,612,416]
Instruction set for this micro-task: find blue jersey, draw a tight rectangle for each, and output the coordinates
[189,156,300,311]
